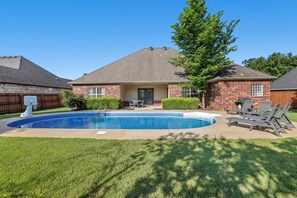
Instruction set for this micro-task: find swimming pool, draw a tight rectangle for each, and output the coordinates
[7,112,216,130]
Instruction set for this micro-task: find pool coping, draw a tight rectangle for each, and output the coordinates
[1,109,297,140]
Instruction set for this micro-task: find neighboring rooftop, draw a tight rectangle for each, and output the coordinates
[0,56,71,89]
[70,47,188,85]
[208,64,276,82]
[0,56,22,69]
[271,66,297,90]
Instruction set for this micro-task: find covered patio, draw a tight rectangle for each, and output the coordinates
[120,84,168,106]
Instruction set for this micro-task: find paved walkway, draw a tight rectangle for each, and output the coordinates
[1,109,297,139]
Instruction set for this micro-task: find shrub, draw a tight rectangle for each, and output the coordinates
[162,98,200,110]
[86,97,121,109]
[61,90,86,110]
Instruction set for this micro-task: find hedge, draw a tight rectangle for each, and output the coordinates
[61,90,86,110]
[86,97,121,109]
[161,98,200,110]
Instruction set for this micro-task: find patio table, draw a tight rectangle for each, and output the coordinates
[133,100,144,108]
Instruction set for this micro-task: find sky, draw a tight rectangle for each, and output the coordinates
[0,0,297,80]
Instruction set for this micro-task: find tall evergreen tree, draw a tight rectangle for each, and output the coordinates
[243,52,297,78]
[171,0,239,102]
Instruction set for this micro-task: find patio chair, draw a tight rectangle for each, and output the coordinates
[132,99,139,108]
[227,104,283,136]
[129,100,135,108]
[138,100,144,108]
[241,101,271,117]
[275,102,295,129]
[237,100,253,114]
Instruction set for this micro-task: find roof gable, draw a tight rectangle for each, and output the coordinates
[271,66,297,90]
[70,47,187,84]
[0,56,71,89]
[208,64,276,82]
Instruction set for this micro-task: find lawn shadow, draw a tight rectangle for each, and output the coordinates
[159,132,226,140]
[80,149,147,198]
[126,136,297,197]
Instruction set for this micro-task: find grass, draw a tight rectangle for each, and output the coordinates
[0,107,71,120]
[288,109,297,122]
[0,137,297,197]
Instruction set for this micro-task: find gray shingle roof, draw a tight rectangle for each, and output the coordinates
[70,48,275,85]
[70,47,188,84]
[0,56,71,89]
[271,66,297,90]
[208,64,276,82]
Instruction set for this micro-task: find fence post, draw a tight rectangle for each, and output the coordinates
[20,94,23,112]
[41,94,44,109]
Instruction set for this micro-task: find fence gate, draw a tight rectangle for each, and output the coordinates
[270,90,297,109]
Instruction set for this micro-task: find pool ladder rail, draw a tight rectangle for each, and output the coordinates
[97,112,107,118]
[94,105,108,112]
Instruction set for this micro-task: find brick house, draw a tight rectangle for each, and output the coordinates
[0,56,71,93]
[71,47,188,106]
[71,47,275,109]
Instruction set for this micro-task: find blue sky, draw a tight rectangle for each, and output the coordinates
[1,0,297,80]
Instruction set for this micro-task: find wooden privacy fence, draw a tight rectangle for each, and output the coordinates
[0,93,63,114]
[270,90,297,109]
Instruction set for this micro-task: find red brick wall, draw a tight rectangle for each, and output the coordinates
[168,84,182,98]
[206,80,271,110]
[105,85,121,98]
[72,84,121,98]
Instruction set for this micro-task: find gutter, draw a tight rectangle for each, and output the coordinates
[270,88,297,91]
[69,81,189,85]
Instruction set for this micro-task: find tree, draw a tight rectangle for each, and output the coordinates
[243,52,297,78]
[171,0,239,107]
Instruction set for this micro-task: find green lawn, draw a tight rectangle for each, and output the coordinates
[0,107,71,120]
[0,137,297,197]
[287,109,297,122]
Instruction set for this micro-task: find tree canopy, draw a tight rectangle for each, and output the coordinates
[171,0,239,93]
[242,52,297,78]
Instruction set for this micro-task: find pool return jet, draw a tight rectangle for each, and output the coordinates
[20,96,38,118]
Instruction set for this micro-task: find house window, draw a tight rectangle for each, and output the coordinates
[251,84,263,97]
[88,87,105,98]
[48,88,54,93]
[182,88,198,98]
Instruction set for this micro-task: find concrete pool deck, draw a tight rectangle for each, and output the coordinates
[1,109,297,139]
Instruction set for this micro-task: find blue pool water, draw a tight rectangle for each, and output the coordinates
[7,112,216,130]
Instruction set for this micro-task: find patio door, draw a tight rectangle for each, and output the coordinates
[138,88,154,105]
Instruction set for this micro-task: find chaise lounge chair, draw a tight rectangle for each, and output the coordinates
[241,101,271,117]
[227,104,283,136]
[275,102,295,129]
